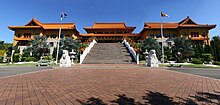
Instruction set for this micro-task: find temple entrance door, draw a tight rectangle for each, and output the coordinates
[96,36,123,43]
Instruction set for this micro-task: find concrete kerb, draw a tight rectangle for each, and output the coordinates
[0,67,53,79]
[164,67,220,81]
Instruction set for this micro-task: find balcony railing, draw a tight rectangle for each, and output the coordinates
[14,36,31,41]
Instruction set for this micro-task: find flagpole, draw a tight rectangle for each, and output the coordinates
[160,11,165,66]
[55,17,63,65]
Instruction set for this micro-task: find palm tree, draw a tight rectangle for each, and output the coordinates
[141,38,161,58]
[58,37,81,60]
[28,35,49,60]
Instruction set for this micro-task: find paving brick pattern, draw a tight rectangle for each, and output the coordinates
[0,64,220,105]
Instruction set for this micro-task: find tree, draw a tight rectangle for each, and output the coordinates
[173,37,194,62]
[60,37,81,52]
[202,53,213,63]
[141,38,161,58]
[164,46,173,61]
[204,45,214,56]
[58,37,81,60]
[28,35,49,60]
[211,36,220,61]
[193,45,204,58]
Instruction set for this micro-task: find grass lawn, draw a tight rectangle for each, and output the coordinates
[0,62,38,66]
[0,60,80,67]
[139,60,220,68]
[160,63,220,68]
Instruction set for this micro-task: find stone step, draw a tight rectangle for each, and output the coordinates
[82,43,134,64]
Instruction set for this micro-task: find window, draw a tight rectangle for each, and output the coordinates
[49,42,54,47]
[66,34,70,37]
[184,32,187,37]
[167,42,171,47]
[17,41,29,46]
[194,41,202,45]
[156,34,162,38]
[190,32,199,37]
[50,34,57,39]
[24,33,31,38]
[164,34,170,38]
[202,32,206,37]
[60,34,64,38]
[17,33,21,38]
[150,34,154,38]
[159,42,162,46]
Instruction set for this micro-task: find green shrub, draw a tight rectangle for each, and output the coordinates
[25,57,38,62]
[42,56,53,60]
[202,53,213,63]
[0,50,5,57]
[21,57,26,62]
[13,53,21,62]
[0,57,3,63]
[168,57,176,61]
[213,61,220,65]
[192,58,203,64]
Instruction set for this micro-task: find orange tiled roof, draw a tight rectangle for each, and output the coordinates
[144,17,216,29]
[9,18,76,30]
[80,33,139,37]
[41,23,75,29]
[84,22,136,29]
[144,22,179,29]
[8,26,42,30]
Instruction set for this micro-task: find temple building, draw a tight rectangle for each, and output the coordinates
[79,22,139,43]
[8,17,216,55]
[140,16,216,46]
[8,18,79,54]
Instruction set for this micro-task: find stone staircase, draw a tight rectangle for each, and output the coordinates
[82,43,134,64]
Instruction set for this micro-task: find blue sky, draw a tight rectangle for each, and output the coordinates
[0,0,219,43]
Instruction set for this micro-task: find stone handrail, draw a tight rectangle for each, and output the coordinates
[80,39,97,64]
[122,39,138,64]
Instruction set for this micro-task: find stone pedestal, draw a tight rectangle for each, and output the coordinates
[3,53,7,62]
[146,50,159,67]
[60,50,71,67]
[70,50,76,64]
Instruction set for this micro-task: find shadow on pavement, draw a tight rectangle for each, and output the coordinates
[76,90,220,105]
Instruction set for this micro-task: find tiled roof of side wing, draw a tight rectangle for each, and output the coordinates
[144,17,216,29]
[144,22,179,29]
[84,22,136,29]
[9,18,76,30]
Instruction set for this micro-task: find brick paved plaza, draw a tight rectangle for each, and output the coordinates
[0,64,220,105]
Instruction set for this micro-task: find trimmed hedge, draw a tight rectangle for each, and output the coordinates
[192,58,203,64]
[0,57,3,63]
[25,57,38,62]
[13,53,21,62]
[202,53,213,62]
[213,61,220,65]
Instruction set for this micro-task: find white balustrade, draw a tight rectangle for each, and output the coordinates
[80,39,97,64]
[122,39,138,64]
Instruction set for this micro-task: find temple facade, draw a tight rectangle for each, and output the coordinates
[8,17,216,54]
[140,16,216,46]
[80,22,139,43]
[8,18,79,54]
